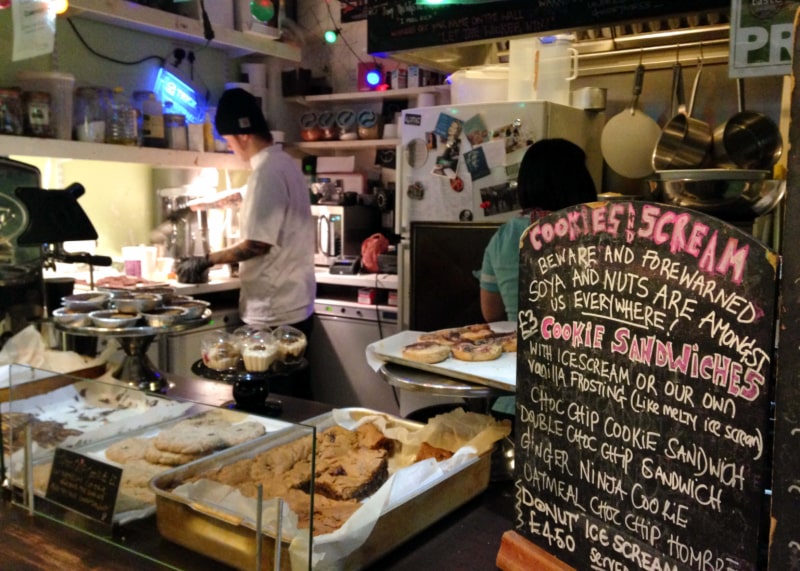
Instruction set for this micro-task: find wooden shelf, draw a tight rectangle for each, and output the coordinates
[65,0,302,61]
[286,86,450,106]
[0,135,249,170]
[290,139,400,152]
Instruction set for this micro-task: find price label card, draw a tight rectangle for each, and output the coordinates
[46,447,122,523]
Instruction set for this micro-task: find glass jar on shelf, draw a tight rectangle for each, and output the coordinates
[73,86,109,143]
[106,86,138,146]
[21,90,52,137]
[0,88,23,135]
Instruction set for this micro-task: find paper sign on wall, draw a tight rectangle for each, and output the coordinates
[11,0,56,62]
[730,0,799,77]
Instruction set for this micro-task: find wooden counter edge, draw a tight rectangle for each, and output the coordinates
[496,530,576,571]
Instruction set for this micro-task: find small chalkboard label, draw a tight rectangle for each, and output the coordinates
[46,447,122,523]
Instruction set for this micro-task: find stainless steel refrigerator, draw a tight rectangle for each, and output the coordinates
[396,100,604,329]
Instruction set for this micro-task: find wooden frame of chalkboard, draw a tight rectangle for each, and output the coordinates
[514,201,778,570]
[367,0,730,55]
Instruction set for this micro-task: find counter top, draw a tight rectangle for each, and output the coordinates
[0,373,517,570]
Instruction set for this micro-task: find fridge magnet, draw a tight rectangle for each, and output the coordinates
[491,119,532,154]
[432,139,461,178]
[464,114,490,147]
[433,113,463,142]
[459,209,474,221]
[407,181,425,200]
[425,131,437,150]
[478,181,520,217]
[463,147,491,181]
[405,138,429,167]
[450,176,465,192]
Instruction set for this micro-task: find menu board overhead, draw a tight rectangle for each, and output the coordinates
[367,0,730,54]
[515,201,778,570]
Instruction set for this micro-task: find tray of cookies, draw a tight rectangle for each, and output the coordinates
[367,323,517,392]
[151,407,511,570]
[18,407,293,524]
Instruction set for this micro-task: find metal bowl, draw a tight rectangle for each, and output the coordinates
[170,299,210,320]
[52,307,91,328]
[63,291,111,312]
[644,169,785,220]
[141,306,189,327]
[114,293,162,313]
[88,309,141,329]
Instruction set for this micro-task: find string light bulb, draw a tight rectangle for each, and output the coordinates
[53,0,69,14]
[249,0,275,23]
[324,29,339,44]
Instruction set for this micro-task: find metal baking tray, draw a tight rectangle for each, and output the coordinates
[151,407,492,570]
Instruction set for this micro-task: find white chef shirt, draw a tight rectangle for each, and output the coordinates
[238,145,315,326]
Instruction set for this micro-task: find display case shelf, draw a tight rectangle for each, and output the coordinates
[0,135,248,170]
[65,0,302,61]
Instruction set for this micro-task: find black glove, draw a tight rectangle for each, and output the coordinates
[176,255,212,284]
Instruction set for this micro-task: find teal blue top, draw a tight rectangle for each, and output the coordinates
[478,216,531,322]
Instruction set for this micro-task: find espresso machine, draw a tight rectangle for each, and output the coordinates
[0,157,111,349]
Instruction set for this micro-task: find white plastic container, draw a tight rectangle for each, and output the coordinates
[448,65,508,104]
[17,71,75,140]
[534,35,578,105]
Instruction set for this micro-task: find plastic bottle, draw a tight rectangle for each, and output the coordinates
[106,87,138,145]
[203,108,215,152]
[134,90,166,148]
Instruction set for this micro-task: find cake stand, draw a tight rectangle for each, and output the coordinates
[55,310,211,392]
[191,358,308,415]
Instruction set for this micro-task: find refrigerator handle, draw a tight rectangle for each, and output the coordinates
[395,141,409,236]
[397,238,411,330]
[318,214,331,256]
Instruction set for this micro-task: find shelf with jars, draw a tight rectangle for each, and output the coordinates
[64,0,301,61]
[0,134,248,170]
[285,86,450,106]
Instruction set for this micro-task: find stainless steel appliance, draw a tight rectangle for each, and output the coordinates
[310,204,380,267]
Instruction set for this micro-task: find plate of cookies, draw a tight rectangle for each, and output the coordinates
[367,323,516,391]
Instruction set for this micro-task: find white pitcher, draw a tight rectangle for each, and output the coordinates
[508,35,578,105]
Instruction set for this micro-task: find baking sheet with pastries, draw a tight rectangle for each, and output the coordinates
[367,329,516,392]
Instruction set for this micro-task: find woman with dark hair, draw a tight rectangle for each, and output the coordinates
[479,138,597,323]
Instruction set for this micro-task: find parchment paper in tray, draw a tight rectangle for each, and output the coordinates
[165,408,511,570]
[366,328,517,392]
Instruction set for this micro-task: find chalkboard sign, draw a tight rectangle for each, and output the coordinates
[515,201,777,570]
[367,0,730,55]
[46,447,122,523]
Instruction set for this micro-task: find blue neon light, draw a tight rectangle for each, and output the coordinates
[365,70,382,87]
[153,67,205,124]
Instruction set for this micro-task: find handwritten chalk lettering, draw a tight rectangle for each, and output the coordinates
[640,458,723,512]
[698,310,770,371]
[575,290,667,330]
[572,266,600,288]
[579,459,627,500]
[536,245,597,276]
[529,341,552,361]
[528,274,567,302]
[723,424,764,460]
[630,389,660,414]
[602,244,636,265]
[600,442,634,473]
[602,268,650,298]
[630,483,691,530]
[612,533,681,571]
[624,513,664,547]
[664,439,746,491]
[521,405,565,437]
[589,546,629,571]
[566,423,598,452]
[553,353,629,386]
[529,359,567,385]
[541,316,605,349]
[524,467,583,507]
[518,309,538,340]
[603,417,659,451]
[571,371,629,407]
[661,403,698,430]
[664,380,695,406]
[567,402,600,431]
[585,519,612,547]
[704,417,722,436]
[590,495,623,527]
[524,432,572,474]
[529,496,581,535]
[651,284,697,320]
[530,204,750,285]
[528,510,578,552]
[641,249,683,281]
[701,392,736,419]
[666,533,728,571]
[530,385,567,415]
[634,372,657,395]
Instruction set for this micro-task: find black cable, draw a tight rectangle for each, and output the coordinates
[326,0,374,66]
[199,0,215,42]
[67,18,165,66]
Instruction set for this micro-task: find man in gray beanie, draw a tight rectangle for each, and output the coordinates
[176,88,315,398]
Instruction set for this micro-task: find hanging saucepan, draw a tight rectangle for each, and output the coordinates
[652,58,712,170]
[712,78,783,170]
[600,63,662,179]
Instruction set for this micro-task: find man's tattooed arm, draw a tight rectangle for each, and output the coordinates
[208,240,270,265]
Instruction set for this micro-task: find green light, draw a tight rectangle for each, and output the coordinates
[324,30,338,44]
[250,0,275,23]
